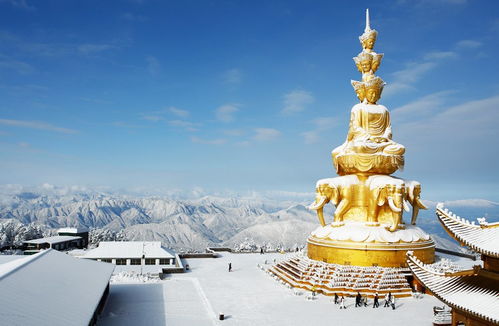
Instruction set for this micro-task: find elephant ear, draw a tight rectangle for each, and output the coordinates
[374,188,385,206]
[330,186,340,206]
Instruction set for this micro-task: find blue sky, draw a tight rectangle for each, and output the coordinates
[0,0,498,201]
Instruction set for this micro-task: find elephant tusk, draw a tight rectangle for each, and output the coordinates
[308,196,327,210]
[388,197,402,212]
[403,199,411,212]
[416,197,428,210]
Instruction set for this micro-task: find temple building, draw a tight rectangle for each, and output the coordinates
[270,9,435,298]
[407,204,499,326]
[82,241,184,276]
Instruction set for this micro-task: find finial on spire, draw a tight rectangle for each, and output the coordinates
[359,9,378,50]
[365,8,371,32]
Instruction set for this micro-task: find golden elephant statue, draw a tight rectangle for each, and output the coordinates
[366,175,408,231]
[309,175,359,226]
[404,180,427,225]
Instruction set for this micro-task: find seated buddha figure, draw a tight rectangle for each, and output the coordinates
[332,77,405,174]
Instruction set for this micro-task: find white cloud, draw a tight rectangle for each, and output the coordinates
[253,128,281,141]
[191,136,226,145]
[0,55,35,75]
[391,90,455,122]
[281,90,314,114]
[301,130,320,144]
[215,104,239,123]
[398,95,499,151]
[443,199,498,208]
[384,61,436,97]
[456,40,482,49]
[169,107,189,118]
[146,56,161,75]
[0,119,77,134]
[168,120,199,131]
[223,129,244,136]
[301,116,337,144]
[0,0,35,10]
[384,48,458,97]
[223,68,242,84]
[423,51,457,60]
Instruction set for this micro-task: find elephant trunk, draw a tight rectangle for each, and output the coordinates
[415,197,428,209]
[309,196,327,226]
[403,199,411,212]
[411,206,419,225]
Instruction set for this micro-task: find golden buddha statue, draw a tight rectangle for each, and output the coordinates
[306,8,434,268]
[332,76,405,175]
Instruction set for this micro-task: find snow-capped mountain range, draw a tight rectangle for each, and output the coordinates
[0,185,497,252]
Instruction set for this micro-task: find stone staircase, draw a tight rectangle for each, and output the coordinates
[269,253,413,298]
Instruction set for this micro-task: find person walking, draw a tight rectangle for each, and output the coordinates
[383,293,390,307]
[391,296,396,310]
[334,293,339,304]
[228,262,232,272]
[355,292,362,307]
[373,292,379,308]
[339,296,346,309]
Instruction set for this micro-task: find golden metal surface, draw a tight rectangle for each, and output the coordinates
[307,236,435,267]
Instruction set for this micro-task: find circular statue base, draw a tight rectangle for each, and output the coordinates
[307,223,435,267]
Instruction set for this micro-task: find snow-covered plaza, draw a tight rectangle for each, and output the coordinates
[99,252,446,326]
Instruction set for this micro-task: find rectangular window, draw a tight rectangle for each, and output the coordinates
[145,258,156,265]
[101,259,112,263]
[159,258,169,265]
[130,258,141,265]
[116,259,127,265]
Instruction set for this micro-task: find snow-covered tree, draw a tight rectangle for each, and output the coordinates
[89,228,128,247]
[0,220,45,249]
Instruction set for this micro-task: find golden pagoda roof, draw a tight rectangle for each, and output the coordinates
[436,203,499,258]
[407,252,499,324]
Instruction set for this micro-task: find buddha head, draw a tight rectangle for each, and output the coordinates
[359,29,377,52]
[371,53,383,73]
[364,76,385,104]
[351,80,366,102]
[353,52,373,74]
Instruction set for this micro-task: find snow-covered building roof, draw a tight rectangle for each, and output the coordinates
[83,241,175,259]
[436,204,499,258]
[0,249,114,326]
[57,227,88,234]
[407,252,499,325]
[23,235,81,245]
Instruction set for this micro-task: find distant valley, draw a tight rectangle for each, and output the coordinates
[1,186,497,252]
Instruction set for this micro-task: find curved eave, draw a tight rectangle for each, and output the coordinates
[407,253,499,324]
[435,205,499,258]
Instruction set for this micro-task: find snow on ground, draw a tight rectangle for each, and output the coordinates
[98,252,450,326]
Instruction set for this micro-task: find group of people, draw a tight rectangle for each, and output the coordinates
[333,292,396,310]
